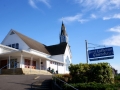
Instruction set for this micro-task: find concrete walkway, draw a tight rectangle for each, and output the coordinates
[0,75,52,90]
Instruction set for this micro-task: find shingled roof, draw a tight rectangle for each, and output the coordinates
[12,30,67,55]
[46,42,67,55]
[13,30,50,55]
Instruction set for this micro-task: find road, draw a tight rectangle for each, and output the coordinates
[0,75,52,90]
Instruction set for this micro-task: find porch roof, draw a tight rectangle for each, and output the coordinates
[0,50,64,64]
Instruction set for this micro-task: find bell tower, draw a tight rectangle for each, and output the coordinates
[60,22,68,43]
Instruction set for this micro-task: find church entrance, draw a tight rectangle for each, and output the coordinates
[10,59,17,69]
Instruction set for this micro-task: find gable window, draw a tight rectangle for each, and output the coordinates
[16,43,19,49]
[10,31,15,35]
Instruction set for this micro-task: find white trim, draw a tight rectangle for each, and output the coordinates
[40,58,41,70]
[0,44,19,51]
[22,50,64,63]
[20,53,23,68]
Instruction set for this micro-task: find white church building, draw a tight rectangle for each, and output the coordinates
[0,22,72,74]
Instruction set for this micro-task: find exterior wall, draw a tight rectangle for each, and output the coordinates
[63,45,72,73]
[0,48,2,54]
[41,60,46,70]
[46,60,65,74]
[50,55,64,62]
[2,32,30,51]
[36,60,39,69]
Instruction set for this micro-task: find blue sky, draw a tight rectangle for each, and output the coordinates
[0,0,120,73]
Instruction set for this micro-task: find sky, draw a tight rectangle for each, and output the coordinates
[0,0,120,73]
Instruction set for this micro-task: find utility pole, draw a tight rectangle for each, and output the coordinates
[85,40,88,64]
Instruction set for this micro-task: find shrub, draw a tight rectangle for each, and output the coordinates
[69,63,113,84]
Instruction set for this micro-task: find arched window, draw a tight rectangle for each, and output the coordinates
[16,43,19,49]
[66,56,70,71]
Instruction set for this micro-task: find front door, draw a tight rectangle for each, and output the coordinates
[10,59,17,69]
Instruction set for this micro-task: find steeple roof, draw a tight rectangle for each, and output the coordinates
[61,22,67,36]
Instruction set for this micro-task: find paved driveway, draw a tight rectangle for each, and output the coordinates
[0,75,52,90]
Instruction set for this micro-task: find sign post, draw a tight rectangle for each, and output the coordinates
[85,40,88,64]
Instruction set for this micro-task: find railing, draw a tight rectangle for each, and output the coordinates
[0,62,18,74]
[52,75,78,90]
[0,63,10,74]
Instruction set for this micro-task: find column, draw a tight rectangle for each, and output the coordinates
[9,56,10,69]
[30,57,33,69]
[39,58,41,70]
[30,57,33,74]
[20,54,23,68]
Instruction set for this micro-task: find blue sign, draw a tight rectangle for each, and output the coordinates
[88,47,114,59]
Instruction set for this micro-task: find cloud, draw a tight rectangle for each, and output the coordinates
[60,14,82,22]
[102,25,120,46]
[103,13,120,20]
[78,19,88,23]
[91,14,97,19]
[59,14,88,23]
[102,35,120,46]
[75,0,120,11]
[28,0,51,9]
[109,26,120,33]
[29,0,38,9]
[39,0,51,8]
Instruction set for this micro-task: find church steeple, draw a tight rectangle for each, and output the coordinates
[60,22,68,43]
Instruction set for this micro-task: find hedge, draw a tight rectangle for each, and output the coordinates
[63,82,120,90]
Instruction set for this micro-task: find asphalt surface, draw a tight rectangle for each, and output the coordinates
[0,75,52,90]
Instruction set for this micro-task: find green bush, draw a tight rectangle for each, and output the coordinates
[63,82,120,90]
[69,63,113,83]
[114,74,120,83]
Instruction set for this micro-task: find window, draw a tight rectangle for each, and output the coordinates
[16,43,19,49]
[12,44,15,48]
[10,31,15,35]
[8,45,11,47]
[66,57,70,71]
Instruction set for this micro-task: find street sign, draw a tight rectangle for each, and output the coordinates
[88,47,114,61]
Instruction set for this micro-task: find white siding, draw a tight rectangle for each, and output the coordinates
[2,32,30,51]
[63,45,72,73]
[50,55,64,62]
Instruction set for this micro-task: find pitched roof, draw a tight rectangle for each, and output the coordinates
[12,30,67,55]
[46,42,67,55]
[13,30,50,55]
